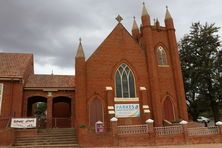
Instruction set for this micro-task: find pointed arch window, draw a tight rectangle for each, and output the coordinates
[115,64,136,98]
[89,98,103,127]
[157,46,168,65]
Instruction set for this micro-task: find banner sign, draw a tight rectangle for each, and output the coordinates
[11,118,37,128]
[115,104,140,118]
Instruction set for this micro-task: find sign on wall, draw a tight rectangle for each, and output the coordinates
[115,104,140,118]
[11,118,37,128]
[0,84,3,115]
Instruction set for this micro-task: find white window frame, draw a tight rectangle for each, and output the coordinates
[0,83,3,115]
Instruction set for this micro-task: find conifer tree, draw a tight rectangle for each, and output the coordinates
[179,22,222,122]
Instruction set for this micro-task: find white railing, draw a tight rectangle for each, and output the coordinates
[187,126,219,136]
[118,124,149,135]
[155,125,183,136]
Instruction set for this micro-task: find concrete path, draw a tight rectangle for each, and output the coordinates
[130,143,222,148]
[92,143,222,148]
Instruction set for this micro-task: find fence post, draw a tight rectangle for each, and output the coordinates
[216,121,222,135]
[145,119,154,134]
[145,119,155,145]
[179,120,188,144]
[110,117,118,146]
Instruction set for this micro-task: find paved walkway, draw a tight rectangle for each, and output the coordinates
[130,143,222,148]
[92,143,222,148]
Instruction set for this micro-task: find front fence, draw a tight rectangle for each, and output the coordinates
[117,124,220,137]
[118,124,149,135]
[155,125,183,136]
[187,126,219,136]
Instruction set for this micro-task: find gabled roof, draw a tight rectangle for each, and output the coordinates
[0,53,33,78]
[25,74,75,88]
[87,23,142,61]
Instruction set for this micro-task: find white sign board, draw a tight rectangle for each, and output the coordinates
[115,104,140,118]
[11,118,37,128]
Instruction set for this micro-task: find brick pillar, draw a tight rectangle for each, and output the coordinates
[165,19,188,121]
[142,24,162,126]
[106,87,114,130]
[219,125,222,135]
[145,119,154,133]
[75,52,87,129]
[180,120,188,144]
[110,117,118,146]
[140,87,150,122]
[146,119,155,144]
[216,121,222,135]
[47,97,53,128]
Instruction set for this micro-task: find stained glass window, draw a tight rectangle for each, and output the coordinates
[115,64,136,98]
[157,46,168,65]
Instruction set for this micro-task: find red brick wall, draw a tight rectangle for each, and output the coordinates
[23,90,74,117]
[81,22,187,128]
[0,128,15,146]
[85,24,150,127]
[0,81,23,118]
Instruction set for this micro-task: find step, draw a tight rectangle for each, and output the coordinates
[13,143,80,148]
[15,138,77,144]
[15,138,77,142]
[16,136,77,141]
[38,128,75,132]
[18,133,77,138]
[14,140,77,146]
[14,128,79,147]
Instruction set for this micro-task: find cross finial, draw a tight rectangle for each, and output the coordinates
[79,38,82,43]
[115,14,123,23]
[166,5,168,9]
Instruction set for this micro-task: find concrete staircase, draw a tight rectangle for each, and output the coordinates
[13,128,80,148]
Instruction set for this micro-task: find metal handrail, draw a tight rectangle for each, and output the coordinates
[51,117,71,128]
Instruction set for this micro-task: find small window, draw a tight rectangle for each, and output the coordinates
[157,46,168,65]
[0,83,3,115]
[115,64,136,98]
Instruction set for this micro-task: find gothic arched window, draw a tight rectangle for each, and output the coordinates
[115,64,136,98]
[89,98,103,127]
[156,46,168,65]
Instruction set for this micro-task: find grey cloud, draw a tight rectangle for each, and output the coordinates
[0,0,222,74]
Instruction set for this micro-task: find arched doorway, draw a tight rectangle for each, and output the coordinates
[52,96,71,128]
[89,98,103,128]
[163,97,175,121]
[27,96,47,128]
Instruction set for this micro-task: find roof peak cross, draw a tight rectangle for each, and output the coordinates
[115,14,123,23]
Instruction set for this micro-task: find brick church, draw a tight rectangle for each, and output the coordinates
[0,3,188,146]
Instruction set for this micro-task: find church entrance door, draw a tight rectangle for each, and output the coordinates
[163,97,175,122]
[52,96,71,128]
[27,96,47,128]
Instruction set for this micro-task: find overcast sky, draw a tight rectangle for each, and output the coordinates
[0,0,222,75]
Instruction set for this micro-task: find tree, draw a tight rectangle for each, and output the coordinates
[179,22,222,122]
